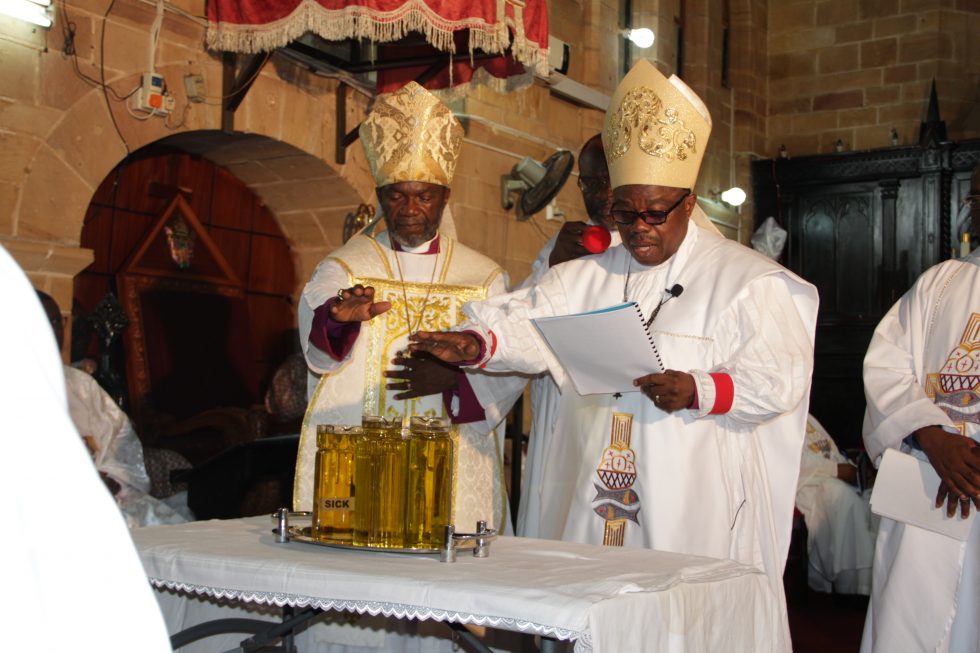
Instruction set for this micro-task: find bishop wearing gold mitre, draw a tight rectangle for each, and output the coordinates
[410,60,819,652]
[295,82,524,534]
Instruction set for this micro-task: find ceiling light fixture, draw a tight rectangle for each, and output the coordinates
[720,187,747,207]
[624,28,655,49]
[0,0,54,28]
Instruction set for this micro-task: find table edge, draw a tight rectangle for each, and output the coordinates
[149,577,589,646]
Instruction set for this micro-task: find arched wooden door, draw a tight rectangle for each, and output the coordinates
[75,151,296,460]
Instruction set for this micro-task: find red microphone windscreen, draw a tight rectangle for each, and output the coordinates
[582,225,612,254]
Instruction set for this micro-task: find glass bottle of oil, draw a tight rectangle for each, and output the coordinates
[352,425,380,547]
[405,416,454,549]
[313,425,359,542]
[357,416,408,548]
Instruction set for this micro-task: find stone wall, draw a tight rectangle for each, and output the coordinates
[635,0,765,240]
[449,0,611,284]
[6,0,976,329]
[0,0,640,309]
[767,0,980,158]
[0,0,375,322]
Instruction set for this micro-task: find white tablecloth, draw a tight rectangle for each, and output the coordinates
[132,517,781,652]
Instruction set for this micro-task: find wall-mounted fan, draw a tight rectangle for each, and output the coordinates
[501,150,575,220]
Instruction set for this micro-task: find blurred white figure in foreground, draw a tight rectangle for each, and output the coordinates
[0,244,172,652]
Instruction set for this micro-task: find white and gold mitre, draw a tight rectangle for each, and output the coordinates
[603,59,712,189]
[359,81,463,188]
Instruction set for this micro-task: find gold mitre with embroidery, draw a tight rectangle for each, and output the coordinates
[359,81,463,188]
[603,60,712,190]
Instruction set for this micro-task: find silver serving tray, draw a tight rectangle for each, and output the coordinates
[285,525,442,555]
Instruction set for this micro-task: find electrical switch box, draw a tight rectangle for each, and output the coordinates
[184,74,206,103]
[135,72,170,116]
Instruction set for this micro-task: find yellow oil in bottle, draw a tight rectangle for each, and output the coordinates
[405,417,454,549]
[313,425,359,543]
[356,416,408,548]
[352,429,379,547]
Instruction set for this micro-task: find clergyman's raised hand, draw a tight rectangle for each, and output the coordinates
[408,331,482,364]
[549,221,592,267]
[330,285,392,323]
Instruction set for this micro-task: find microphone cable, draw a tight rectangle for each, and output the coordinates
[644,284,684,328]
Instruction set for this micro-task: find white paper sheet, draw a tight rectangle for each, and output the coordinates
[532,302,664,395]
[870,448,975,540]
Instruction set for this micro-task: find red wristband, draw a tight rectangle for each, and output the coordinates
[709,373,734,414]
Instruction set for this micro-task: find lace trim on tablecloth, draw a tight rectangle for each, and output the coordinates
[149,578,591,651]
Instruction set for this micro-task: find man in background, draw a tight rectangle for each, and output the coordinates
[515,133,618,536]
[38,291,192,527]
[523,133,618,279]
[796,414,876,595]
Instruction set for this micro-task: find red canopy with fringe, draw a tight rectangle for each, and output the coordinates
[206,0,549,94]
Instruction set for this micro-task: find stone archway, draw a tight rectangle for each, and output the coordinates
[152,130,369,294]
[69,128,371,463]
[9,50,375,304]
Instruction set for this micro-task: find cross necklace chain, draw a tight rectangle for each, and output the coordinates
[392,242,440,337]
[622,257,672,329]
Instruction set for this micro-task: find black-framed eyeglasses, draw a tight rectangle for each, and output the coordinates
[611,190,691,226]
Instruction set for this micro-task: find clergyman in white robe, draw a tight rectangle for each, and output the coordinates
[292,82,526,533]
[296,224,525,532]
[459,217,817,651]
[64,365,193,528]
[518,211,718,538]
[861,249,980,653]
[411,61,818,652]
[796,414,876,595]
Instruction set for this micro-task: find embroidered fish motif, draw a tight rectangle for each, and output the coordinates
[592,484,641,525]
[592,484,640,506]
[593,502,641,524]
[594,413,642,541]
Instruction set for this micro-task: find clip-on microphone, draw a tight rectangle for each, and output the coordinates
[644,284,684,328]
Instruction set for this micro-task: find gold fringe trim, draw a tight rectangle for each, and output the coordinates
[206,0,549,76]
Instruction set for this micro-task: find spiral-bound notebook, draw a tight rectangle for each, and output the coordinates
[532,302,664,395]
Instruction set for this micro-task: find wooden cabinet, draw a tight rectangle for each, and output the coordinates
[752,139,980,448]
